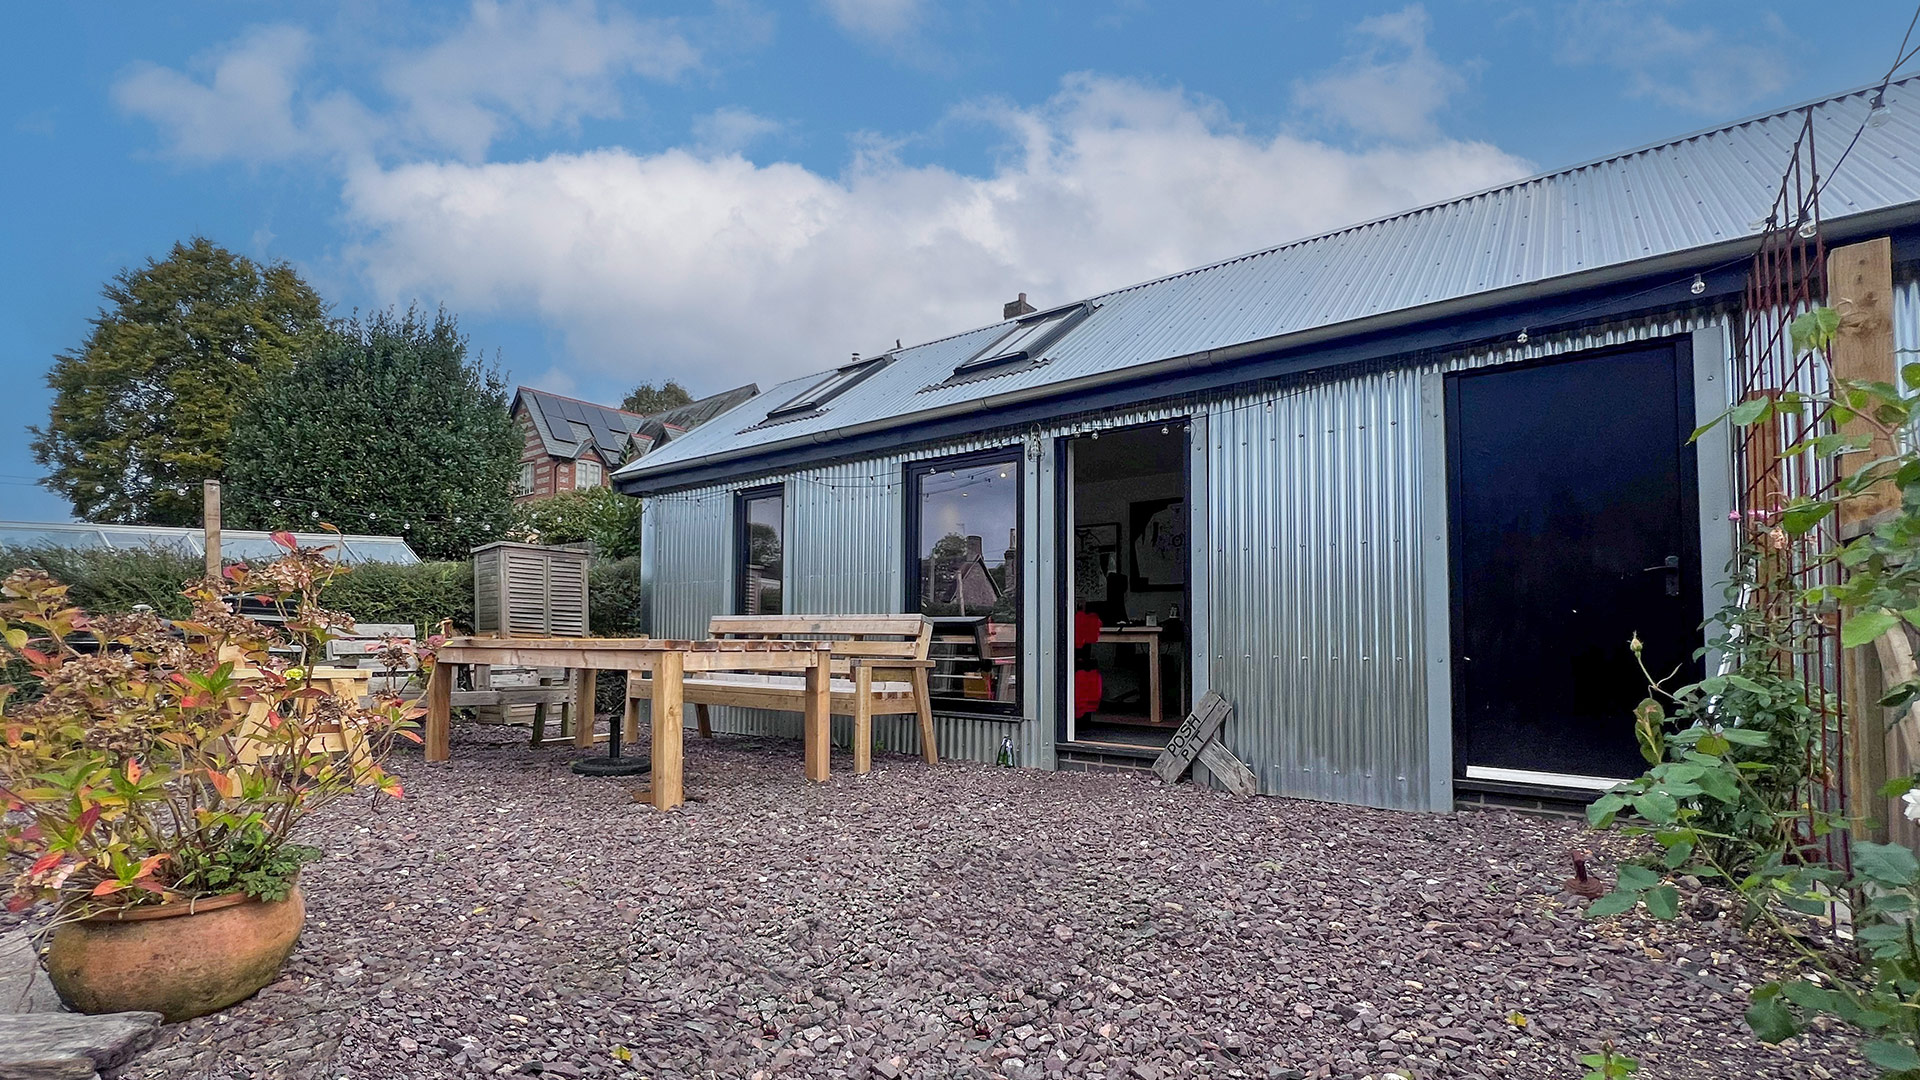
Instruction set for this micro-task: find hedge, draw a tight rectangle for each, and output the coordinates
[1,547,649,715]
[1,548,644,634]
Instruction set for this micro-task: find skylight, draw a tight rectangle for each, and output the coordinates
[945,303,1091,384]
[763,353,890,422]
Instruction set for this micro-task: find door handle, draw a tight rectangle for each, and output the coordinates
[1642,555,1681,596]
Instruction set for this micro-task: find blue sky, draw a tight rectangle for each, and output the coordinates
[3,0,1913,521]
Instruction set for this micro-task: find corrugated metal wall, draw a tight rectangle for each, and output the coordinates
[1199,310,1729,810]
[641,308,1733,807]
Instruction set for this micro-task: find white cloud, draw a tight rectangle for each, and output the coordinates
[1557,1,1789,115]
[113,26,370,162]
[691,107,784,154]
[114,1,698,163]
[1292,5,1468,140]
[340,75,1531,390]
[383,0,700,160]
[819,0,927,44]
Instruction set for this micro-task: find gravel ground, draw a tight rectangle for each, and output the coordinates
[107,723,1869,1080]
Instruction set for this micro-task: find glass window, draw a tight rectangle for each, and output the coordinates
[952,303,1090,379]
[575,458,602,487]
[765,355,890,421]
[517,461,535,494]
[736,486,784,615]
[907,452,1021,713]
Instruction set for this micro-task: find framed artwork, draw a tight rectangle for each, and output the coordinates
[1129,498,1187,589]
[1074,523,1121,601]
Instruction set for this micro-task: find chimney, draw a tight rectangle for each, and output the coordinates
[966,535,984,561]
[1003,292,1036,319]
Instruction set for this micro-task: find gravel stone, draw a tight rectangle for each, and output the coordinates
[81,722,1876,1079]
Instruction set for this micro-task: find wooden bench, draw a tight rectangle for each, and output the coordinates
[628,615,937,775]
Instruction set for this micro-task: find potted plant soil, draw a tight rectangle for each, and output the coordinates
[0,532,419,1022]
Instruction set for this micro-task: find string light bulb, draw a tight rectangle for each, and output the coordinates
[1161,425,1170,435]
[1516,327,1529,345]
[1797,217,1818,240]
[1690,273,1707,296]
[1869,89,1892,129]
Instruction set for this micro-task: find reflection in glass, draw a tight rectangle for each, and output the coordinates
[740,492,783,615]
[914,459,1019,709]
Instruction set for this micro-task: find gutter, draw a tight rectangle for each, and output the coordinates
[617,205,1920,497]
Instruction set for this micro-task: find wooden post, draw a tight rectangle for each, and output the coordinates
[573,669,598,749]
[1832,237,1898,842]
[202,480,222,579]
[911,667,938,765]
[651,651,684,810]
[425,660,453,763]
[623,675,641,744]
[804,653,831,782]
[852,662,873,775]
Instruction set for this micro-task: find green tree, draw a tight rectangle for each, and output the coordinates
[31,237,329,524]
[620,380,692,416]
[507,486,642,558]
[223,307,517,561]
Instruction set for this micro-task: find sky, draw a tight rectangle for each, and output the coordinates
[2,0,1915,522]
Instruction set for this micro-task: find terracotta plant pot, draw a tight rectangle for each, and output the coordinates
[45,887,305,1023]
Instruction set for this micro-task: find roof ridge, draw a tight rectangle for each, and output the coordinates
[1079,75,1917,305]
[517,385,649,419]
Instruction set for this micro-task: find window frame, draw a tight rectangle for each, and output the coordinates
[733,483,786,615]
[516,461,535,495]
[939,303,1093,387]
[902,447,1025,717]
[762,354,892,424]
[574,457,603,488]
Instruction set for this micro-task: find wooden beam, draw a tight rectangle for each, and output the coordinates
[1196,739,1259,797]
[424,660,453,762]
[1830,237,1899,525]
[1830,237,1899,847]
[852,662,873,775]
[650,650,684,810]
[573,669,598,749]
[910,667,937,765]
[804,657,831,782]
[202,480,221,579]
[623,676,641,744]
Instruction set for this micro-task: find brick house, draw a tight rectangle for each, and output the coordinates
[509,385,757,504]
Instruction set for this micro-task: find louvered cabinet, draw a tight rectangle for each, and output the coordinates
[471,542,591,637]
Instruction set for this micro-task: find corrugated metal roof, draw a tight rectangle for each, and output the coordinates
[0,521,421,564]
[620,78,1920,484]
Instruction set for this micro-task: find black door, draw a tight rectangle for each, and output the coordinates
[1447,341,1702,782]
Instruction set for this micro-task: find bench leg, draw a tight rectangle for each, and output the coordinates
[530,702,547,747]
[695,702,713,739]
[652,653,684,810]
[623,682,640,744]
[910,667,938,765]
[852,665,873,775]
[804,661,830,782]
[573,669,598,749]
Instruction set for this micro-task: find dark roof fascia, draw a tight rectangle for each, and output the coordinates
[617,212,1920,498]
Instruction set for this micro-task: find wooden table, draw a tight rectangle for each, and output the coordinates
[424,637,831,810]
[1098,625,1164,726]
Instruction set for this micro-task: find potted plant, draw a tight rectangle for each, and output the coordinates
[0,532,417,1022]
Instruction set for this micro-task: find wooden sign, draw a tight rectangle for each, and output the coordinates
[1152,691,1230,781]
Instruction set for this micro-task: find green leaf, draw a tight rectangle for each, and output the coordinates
[1851,842,1920,888]
[1779,501,1834,536]
[1863,1041,1920,1072]
[1745,996,1798,1044]
[1694,767,1739,804]
[1719,727,1769,747]
[1633,697,1666,765]
[1584,890,1637,918]
[1587,792,1628,828]
[1631,790,1679,824]
[1661,840,1695,868]
[1789,306,1840,354]
[1844,608,1902,650]
[1880,775,1917,799]
[1615,864,1660,892]
[1695,731,1731,757]
[1729,396,1774,427]
[1642,885,1679,920]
